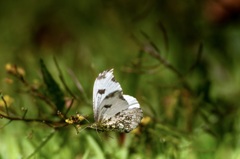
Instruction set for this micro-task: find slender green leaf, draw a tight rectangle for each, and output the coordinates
[40,59,65,111]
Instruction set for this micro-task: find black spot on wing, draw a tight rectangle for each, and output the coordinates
[111,77,117,82]
[119,94,125,101]
[97,73,106,80]
[103,104,112,108]
[97,69,112,80]
[115,112,120,116]
[105,91,126,101]
[105,91,117,99]
[98,89,106,94]
[107,117,112,122]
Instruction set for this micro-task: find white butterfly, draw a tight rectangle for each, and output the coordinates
[90,69,143,133]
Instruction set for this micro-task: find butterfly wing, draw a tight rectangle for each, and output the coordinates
[97,91,129,121]
[97,94,143,132]
[93,69,122,121]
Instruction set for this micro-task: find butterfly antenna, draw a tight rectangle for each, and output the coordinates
[76,124,89,134]
[107,133,114,139]
[89,123,102,141]
[83,117,90,123]
[96,128,102,141]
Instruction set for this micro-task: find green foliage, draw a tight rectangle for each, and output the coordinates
[40,59,65,111]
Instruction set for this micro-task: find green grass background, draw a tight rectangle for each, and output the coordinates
[0,1,240,159]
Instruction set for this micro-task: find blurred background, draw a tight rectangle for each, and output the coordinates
[1,0,240,158]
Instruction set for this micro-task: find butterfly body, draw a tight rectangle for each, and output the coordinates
[90,69,143,133]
